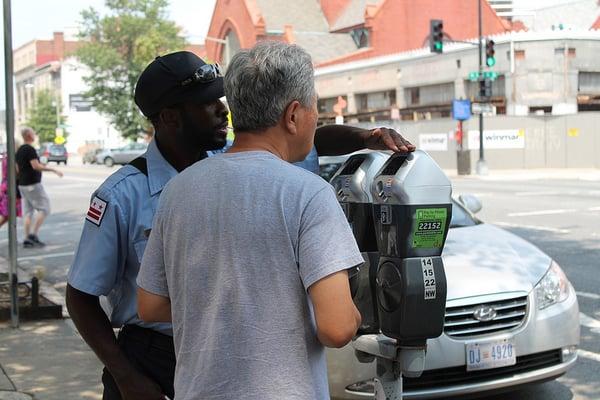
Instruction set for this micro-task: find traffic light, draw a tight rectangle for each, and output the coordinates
[485,39,496,67]
[479,78,492,98]
[430,19,443,53]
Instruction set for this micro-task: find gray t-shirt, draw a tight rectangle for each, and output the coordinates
[137,151,363,400]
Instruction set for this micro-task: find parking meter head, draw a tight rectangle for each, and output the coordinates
[369,150,453,343]
[371,150,452,258]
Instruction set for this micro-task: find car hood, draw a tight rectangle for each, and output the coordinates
[442,224,551,300]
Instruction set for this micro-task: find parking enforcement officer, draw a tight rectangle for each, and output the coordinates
[66,50,414,400]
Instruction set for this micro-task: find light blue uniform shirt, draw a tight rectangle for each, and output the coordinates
[68,139,319,335]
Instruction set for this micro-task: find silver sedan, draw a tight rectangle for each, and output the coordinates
[323,174,580,399]
[95,142,147,167]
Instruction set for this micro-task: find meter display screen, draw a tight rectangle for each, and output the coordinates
[339,155,366,176]
[380,154,408,175]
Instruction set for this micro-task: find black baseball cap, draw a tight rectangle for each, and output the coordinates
[134,51,224,117]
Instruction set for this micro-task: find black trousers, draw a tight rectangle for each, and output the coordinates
[102,325,176,400]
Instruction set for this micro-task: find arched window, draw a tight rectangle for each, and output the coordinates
[220,30,241,69]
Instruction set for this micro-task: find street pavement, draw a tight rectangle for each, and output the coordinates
[0,159,599,399]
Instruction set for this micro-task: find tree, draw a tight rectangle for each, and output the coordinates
[76,0,187,140]
[25,90,67,144]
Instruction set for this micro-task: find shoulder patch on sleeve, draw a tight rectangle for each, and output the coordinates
[86,196,108,226]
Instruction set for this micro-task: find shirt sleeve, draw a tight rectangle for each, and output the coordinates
[137,209,169,297]
[298,186,364,290]
[67,190,128,296]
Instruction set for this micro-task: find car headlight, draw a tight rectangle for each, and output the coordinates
[535,260,570,310]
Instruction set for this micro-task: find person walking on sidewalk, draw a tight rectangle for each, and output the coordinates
[15,127,62,247]
[67,51,414,400]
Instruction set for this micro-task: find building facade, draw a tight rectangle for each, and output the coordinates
[205,0,517,68]
[315,31,600,123]
[204,0,600,124]
[13,32,124,154]
[13,32,79,127]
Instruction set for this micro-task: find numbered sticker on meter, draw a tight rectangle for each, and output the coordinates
[380,204,392,225]
[412,208,448,248]
[421,257,437,300]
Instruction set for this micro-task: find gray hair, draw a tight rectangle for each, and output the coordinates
[224,41,316,132]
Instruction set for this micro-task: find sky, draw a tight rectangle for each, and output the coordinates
[0,0,217,108]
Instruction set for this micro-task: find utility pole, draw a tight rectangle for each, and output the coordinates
[3,0,20,328]
[476,0,488,175]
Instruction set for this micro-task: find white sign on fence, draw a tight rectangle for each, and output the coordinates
[419,133,449,151]
[468,129,525,150]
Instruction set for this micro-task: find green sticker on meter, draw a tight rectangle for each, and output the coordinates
[412,208,448,248]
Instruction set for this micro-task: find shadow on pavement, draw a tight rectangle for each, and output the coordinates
[0,320,102,400]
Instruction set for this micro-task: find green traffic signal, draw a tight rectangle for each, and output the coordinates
[430,19,443,53]
[486,57,496,67]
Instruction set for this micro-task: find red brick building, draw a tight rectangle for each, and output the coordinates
[205,0,520,67]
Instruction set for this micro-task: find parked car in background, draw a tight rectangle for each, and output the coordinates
[320,154,580,400]
[82,148,103,164]
[38,143,68,165]
[95,142,147,167]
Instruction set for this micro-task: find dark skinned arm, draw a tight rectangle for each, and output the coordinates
[314,125,416,156]
[66,284,165,400]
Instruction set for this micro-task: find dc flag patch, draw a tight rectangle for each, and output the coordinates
[86,196,108,226]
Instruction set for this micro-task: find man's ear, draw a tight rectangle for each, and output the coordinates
[283,100,302,135]
[158,108,181,129]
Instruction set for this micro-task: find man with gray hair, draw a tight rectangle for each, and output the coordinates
[15,127,63,247]
[137,41,364,399]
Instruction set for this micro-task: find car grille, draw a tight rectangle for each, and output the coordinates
[346,350,562,394]
[444,295,528,338]
[403,349,562,390]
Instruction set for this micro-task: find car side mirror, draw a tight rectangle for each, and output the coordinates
[458,194,482,214]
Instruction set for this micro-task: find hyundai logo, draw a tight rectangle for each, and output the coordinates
[473,305,497,322]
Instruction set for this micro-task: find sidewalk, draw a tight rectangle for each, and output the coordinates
[0,257,102,400]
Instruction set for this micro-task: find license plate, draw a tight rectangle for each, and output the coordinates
[466,339,516,371]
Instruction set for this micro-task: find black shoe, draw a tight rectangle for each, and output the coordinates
[23,239,35,248]
[28,234,45,247]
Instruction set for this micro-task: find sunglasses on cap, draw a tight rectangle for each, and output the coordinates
[180,64,222,87]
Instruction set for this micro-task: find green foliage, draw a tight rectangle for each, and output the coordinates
[76,0,187,140]
[25,90,67,144]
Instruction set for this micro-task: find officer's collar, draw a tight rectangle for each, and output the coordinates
[145,139,178,196]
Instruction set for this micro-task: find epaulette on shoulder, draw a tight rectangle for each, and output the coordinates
[94,164,147,198]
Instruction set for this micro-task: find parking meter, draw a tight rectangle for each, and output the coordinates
[344,150,452,399]
[349,150,453,399]
[330,152,389,334]
[371,150,452,345]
